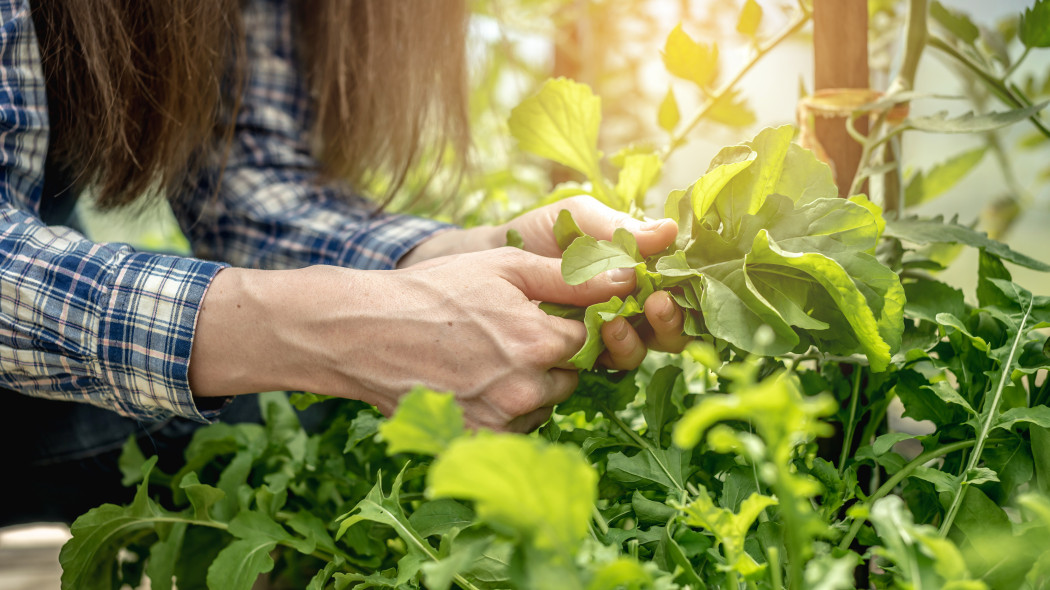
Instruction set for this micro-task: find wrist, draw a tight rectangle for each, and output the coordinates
[189,267,301,397]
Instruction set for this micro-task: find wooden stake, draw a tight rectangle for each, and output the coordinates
[813,0,870,197]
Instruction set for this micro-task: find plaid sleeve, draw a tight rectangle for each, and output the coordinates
[171,0,453,271]
[0,0,227,423]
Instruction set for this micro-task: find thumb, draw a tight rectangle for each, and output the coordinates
[496,249,636,306]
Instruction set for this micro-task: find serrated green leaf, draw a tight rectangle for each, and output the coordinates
[145,522,185,590]
[885,215,1050,271]
[606,447,687,490]
[905,278,966,324]
[428,433,597,555]
[179,472,225,522]
[205,535,279,590]
[60,457,168,590]
[904,147,987,207]
[344,410,382,453]
[906,102,1049,133]
[1021,0,1050,47]
[995,406,1050,432]
[409,499,475,539]
[508,78,603,182]
[662,24,719,88]
[658,86,680,132]
[379,387,464,456]
[643,365,683,441]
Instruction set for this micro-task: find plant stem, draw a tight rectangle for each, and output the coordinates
[768,546,784,590]
[927,36,1050,139]
[837,439,975,551]
[1005,46,1031,78]
[939,299,1034,536]
[603,404,687,494]
[660,7,812,161]
[838,366,864,478]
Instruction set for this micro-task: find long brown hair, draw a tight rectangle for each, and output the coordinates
[30,0,469,210]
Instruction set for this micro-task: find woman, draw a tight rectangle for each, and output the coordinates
[0,0,687,523]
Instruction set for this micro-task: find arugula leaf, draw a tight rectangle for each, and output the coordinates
[885,215,1050,271]
[1020,0,1050,48]
[905,102,1049,133]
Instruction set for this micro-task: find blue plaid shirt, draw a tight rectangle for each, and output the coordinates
[0,0,451,422]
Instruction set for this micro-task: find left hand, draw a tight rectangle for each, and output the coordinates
[398,196,690,369]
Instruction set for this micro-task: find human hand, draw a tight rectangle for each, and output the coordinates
[397,196,689,369]
[191,249,642,432]
[500,196,690,367]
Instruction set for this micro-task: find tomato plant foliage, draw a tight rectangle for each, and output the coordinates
[60,2,1050,588]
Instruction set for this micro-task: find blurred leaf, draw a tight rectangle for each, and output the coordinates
[906,102,1048,133]
[904,147,987,207]
[379,387,465,456]
[614,153,663,210]
[707,89,757,128]
[736,0,763,38]
[509,78,603,183]
[428,433,597,555]
[662,24,719,89]
[930,1,979,45]
[658,86,680,132]
[885,215,1050,271]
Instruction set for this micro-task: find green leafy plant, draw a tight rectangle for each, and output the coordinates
[59,2,1050,589]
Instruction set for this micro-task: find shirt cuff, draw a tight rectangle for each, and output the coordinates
[95,251,229,423]
[336,213,456,270]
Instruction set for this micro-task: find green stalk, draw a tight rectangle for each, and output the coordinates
[939,299,1034,536]
[768,546,784,590]
[661,7,812,161]
[838,366,863,478]
[773,468,805,589]
[603,404,687,494]
[837,439,975,551]
[928,36,1050,139]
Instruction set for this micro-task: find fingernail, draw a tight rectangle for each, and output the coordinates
[611,318,629,341]
[658,296,676,322]
[605,267,635,284]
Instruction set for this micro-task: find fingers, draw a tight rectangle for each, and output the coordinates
[507,406,555,433]
[598,316,648,370]
[642,291,690,353]
[497,248,635,306]
[559,196,678,256]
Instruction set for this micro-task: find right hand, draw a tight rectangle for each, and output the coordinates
[190,248,636,432]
